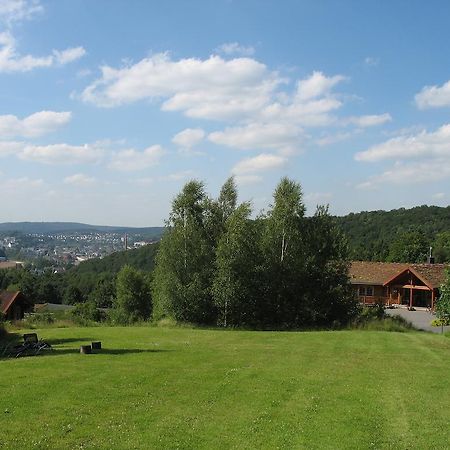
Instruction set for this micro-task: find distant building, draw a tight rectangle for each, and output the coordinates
[349,261,449,309]
[0,261,24,270]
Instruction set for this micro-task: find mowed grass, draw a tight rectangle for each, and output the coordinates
[1,327,449,449]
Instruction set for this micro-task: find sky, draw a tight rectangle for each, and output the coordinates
[1,0,450,226]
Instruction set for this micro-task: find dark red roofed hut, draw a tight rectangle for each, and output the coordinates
[0,291,32,321]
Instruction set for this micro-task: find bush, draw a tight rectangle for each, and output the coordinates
[22,312,55,327]
[70,301,103,325]
[431,318,450,327]
[350,305,415,332]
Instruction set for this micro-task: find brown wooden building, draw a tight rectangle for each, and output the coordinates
[349,261,449,309]
[0,291,32,320]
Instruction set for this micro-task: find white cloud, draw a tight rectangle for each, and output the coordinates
[345,113,392,128]
[432,192,445,199]
[415,79,450,109]
[0,30,85,72]
[234,174,262,185]
[357,159,450,189]
[3,176,44,190]
[53,46,86,65]
[161,170,195,181]
[217,42,255,56]
[64,173,96,186]
[81,53,279,121]
[316,131,357,146]
[19,143,104,165]
[108,145,165,171]
[356,124,450,188]
[0,0,42,25]
[295,71,346,101]
[0,140,23,156]
[172,128,205,148]
[0,110,71,138]
[232,153,287,175]
[355,124,450,162]
[209,122,302,153]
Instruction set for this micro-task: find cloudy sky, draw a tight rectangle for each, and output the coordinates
[1,0,450,226]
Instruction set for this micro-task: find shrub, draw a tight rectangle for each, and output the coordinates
[70,301,103,325]
[431,318,450,327]
[22,312,55,328]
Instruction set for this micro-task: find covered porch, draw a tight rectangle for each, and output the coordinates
[384,268,437,310]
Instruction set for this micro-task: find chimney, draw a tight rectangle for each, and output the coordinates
[427,246,435,264]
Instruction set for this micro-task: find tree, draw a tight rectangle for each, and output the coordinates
[387,229,430,263]
[212,202,261,327]
[303,206,358,326]
[433,231,450,263]
[114,265,152,323]
[260,177,307,326]
[63,285,84,305]
[436,269,450,326]
[88,276,116,308]
[152,180,216,324]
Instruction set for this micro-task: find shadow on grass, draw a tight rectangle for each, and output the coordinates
[41,347,171,357]
[44,337,97,345]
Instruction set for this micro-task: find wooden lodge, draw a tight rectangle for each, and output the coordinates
[349,261,449,309]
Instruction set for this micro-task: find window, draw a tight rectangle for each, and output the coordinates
[359,286,366,296]
[366,286,374,296]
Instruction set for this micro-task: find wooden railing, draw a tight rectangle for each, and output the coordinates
[358,296,394,306]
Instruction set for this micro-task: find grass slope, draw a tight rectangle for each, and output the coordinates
[1,327,449,449]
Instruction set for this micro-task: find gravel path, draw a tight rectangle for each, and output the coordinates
[385,307,450,334]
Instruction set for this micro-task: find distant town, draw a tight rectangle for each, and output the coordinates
[0,224,164,271]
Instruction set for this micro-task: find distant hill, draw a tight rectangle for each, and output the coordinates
[0,221,165,238]
[334,205,450,261]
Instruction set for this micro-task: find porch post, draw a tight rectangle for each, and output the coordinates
[409,286,413,309]
[431,289,435,310]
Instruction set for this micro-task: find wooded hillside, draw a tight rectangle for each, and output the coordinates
[335,205,450,262]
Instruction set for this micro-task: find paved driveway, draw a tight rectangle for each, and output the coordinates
[385,308,450,334]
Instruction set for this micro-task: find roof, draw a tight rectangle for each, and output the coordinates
[0,261,23,270]
[350,261,449,289]
[408,264,448,289]
[0,291,22,315]
[349,261,408,285]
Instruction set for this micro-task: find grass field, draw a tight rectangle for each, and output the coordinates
[1,327,449,449]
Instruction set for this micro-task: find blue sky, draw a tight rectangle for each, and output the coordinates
[1,0,450,226]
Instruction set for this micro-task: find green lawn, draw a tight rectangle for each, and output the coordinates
[1,327,449,449]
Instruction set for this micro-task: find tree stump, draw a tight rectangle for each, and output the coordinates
[91,341,102,350]
[80,345,92,354]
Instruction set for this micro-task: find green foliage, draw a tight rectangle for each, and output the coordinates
[213,202,261,327]
[71,301,102,324]
[154,176,357,329]
[387,229,429,263]
[63,285,83,305]
[433,231,450,263]
[152,180,216,324]
[335,205,450,261]
[436,269,450,323]
[114,265,152,324]
[88,276,116,308]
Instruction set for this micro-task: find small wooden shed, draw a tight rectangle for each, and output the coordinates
[0,291,32,320]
